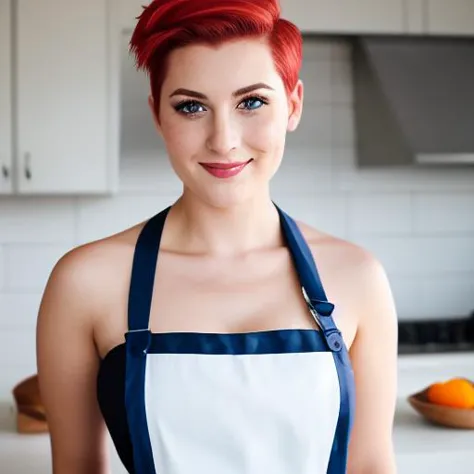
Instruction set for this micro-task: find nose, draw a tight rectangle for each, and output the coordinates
[206,111,241,155]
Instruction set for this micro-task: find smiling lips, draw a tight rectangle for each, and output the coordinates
[200,159,252,179]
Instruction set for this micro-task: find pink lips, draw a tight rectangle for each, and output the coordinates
[200,159,252,179]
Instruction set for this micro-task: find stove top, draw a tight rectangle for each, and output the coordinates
[398,313,474,355]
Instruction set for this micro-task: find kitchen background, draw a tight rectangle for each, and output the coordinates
[1,0,474,472]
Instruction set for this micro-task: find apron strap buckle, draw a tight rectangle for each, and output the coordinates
[323,329,344,353]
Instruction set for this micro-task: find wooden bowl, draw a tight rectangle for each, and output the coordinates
[408,381,474,429]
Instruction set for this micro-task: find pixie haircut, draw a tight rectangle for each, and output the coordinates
[130,0,303,114]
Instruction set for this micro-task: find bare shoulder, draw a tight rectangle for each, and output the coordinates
[295,220,396,335]
[40,220,146,322]
[297,220,386,282]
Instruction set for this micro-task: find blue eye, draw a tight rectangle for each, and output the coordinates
[174,95,269,116]
[175,101,206,115]
[239,96,267,110]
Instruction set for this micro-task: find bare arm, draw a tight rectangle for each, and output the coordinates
[346,256,398,474]
[36,248,109,474]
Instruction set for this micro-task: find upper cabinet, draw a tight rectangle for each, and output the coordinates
[121,0,409,35]
[280,0,406,34]
[13,0,119,195]
[277,0,474,37]
[426,0,474,36]
[0,0,13,194]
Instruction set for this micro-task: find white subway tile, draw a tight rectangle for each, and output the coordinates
[332,105,355,146]
[389,277,425,320]
[0,293,42,330]
[347,194,413,235]
[418,275,474,320]
[76,195,175,245]
[3,244,73,292]
[413,193,474,234]
[0,198,75,243]
[274,194,347,238]
[0,247,4,290]
[300,60,332,104]
[351,236,474,276]
[272,149,333,195]
[287,104,332,148]
[334,149,474,192]
[0,329,37,369]
[331,60,353,105]
[391,275,474,320]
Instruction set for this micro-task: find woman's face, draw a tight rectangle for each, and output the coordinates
[150,37,303,209]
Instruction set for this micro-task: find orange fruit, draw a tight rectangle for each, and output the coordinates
[427,378,474,409]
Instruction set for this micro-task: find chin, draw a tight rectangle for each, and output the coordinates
[177,163,273,209]
[196,184,257,210]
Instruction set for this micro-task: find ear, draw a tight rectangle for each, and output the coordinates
[148,95,163,136]
[287,79,304,132]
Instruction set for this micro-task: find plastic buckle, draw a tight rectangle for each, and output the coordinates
[324,329,343,353]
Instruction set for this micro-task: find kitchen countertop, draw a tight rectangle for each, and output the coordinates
[394,397,474,474]
[394,397,473,455]
[1,352,473,473]
[394,352,474,473]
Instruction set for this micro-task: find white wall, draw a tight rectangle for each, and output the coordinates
[0,38,474,401]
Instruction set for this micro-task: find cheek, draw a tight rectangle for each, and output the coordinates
[160,116,202,164]
[243,108,287,153]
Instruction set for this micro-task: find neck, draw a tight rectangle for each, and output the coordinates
[165,190,283,257]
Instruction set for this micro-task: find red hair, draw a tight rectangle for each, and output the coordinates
[129,0,302,114]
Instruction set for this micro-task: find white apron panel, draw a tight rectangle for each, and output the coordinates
[144,352,340,474]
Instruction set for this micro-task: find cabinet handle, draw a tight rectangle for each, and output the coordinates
[1,164,9,179]
[24,152,32,180]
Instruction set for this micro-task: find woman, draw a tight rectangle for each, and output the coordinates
[36,0,398,473]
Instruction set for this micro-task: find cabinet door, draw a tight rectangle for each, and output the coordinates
[280,0,405,34]
[0,0,13,194]
[427,0,474,36]
[16,0,112,194]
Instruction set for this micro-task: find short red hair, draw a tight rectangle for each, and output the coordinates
[130,0,302,114]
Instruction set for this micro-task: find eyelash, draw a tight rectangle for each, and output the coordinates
[173,95,269,117]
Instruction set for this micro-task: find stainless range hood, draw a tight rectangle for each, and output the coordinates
[353,36,474,167]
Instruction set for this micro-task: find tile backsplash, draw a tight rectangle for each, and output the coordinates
[1,38,474,399]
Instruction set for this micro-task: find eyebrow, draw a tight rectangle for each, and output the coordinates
[169,82,275,100]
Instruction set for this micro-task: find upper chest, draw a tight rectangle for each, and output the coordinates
[95,244,359,359]
[149,249,314,332]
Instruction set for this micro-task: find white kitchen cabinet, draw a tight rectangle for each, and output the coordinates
[427,0,474,36]
[280,0,406,34]
[120,0,474,37]
[0,0,13,194]
[121,0,407,35]
[15,0,118,194]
